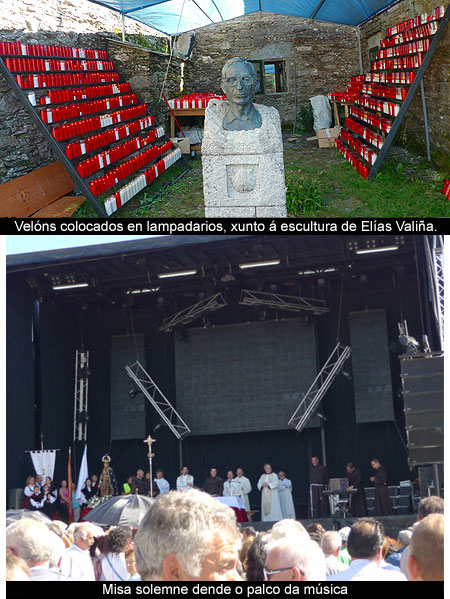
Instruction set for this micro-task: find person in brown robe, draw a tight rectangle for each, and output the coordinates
[370,458,393,516]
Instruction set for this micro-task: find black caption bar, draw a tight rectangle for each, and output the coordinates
[1,217,449,235]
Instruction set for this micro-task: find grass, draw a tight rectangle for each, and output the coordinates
[73,139,450,218]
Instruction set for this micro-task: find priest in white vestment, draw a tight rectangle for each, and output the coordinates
[223,470,242,497]
[176,466,194,492]
[154,469,170,495]
[257,463,282,522]
[234,467,252,515]
[278,471,296,520]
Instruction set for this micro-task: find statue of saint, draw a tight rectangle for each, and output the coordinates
[221,57,262,131]
[99,453,118,497]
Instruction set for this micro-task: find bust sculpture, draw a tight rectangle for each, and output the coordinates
[221,57,262,131]
[202,56,286,217]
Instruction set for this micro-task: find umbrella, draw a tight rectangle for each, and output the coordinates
[81,495,155,527]
[6,509,51,528]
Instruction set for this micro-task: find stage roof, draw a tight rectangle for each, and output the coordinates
[7,235,417,309]
[87,0,400,35]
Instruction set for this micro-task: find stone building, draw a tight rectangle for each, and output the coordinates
[0,0,448,183]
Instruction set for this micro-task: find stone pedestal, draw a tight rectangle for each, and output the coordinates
[202,100,287,217]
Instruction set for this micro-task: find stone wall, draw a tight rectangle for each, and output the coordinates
[182,12,361,126]
[359,0,450,168]
[0,0,176,183]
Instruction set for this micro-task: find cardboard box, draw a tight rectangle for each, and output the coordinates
[170,137,190,154]
[316,127,340,148]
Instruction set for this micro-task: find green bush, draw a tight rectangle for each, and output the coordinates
[296,103,314,134]
[286,173,323,215]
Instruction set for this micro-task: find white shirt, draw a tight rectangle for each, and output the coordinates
[63,544,95,581]
[223,480,242,497]
[102,552,129,581]
[176,474,194,491]
[324,554,349,576]
[154,477,170,494]
[327,559,407,581]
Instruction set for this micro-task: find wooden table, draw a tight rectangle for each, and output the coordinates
[331,100,354,126]
[169,107,205,138]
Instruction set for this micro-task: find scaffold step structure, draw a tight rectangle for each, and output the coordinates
[73,350,89,442]
[288,343,351,433]
[125,360,191,440]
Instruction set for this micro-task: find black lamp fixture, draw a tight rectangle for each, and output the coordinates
[129,387,141,399]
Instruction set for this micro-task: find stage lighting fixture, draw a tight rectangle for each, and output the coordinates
[298,268,336,276]
[52,282,89,290]
[127,287,160,294]
[398,334,420,355]
[157,269,197,279]
[221,273,236,283]
[153,421,165,433]
[355,246,399,255]
[239,259,280,269]
[317,278,326,288]
[342,370,352,381]
[129,387,141,399]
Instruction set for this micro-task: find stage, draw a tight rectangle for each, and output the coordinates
[6,235,444,511]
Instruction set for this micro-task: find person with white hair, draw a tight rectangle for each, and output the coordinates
[385,529,412,568]
[6,519,68,581]
[320,531,349,576]
[264,533,327,581]
[269,519,309,540]
[61,523,96,580]
[134,489,242,581]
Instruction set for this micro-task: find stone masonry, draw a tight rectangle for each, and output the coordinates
[182,12,362,125]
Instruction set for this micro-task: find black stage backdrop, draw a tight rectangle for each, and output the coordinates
[6,257,424,515]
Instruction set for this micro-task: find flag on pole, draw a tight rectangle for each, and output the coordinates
[76,445,89,504]
[68,447,74,523]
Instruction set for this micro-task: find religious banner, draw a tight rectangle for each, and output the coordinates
[29,450,56,480]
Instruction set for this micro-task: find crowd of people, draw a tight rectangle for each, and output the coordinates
[6,486,443,582]
[20,455,408,526]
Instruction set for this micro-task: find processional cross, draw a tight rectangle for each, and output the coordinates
[143,435,156,497]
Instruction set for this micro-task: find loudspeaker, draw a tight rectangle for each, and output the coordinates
[8,488,24,509]
[400,354,443,467]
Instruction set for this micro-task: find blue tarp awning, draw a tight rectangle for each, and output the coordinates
[88,0,401,35]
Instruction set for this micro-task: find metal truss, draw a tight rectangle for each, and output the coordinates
[288,343,351,432]
[159,292,227,332]
[426,235,444,350]
[239,289,329,315]
[73,350,89,442]
[424,236,444,350]
[125,361,191,440]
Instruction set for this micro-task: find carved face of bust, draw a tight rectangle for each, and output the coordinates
[221,60,259,108]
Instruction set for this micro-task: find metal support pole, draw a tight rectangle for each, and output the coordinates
[420,80,431,161]
[357,28,364,75]
[179,439,183,472]
[433,463,441,497]
[320,419,327,467]
[122,14,126,43]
